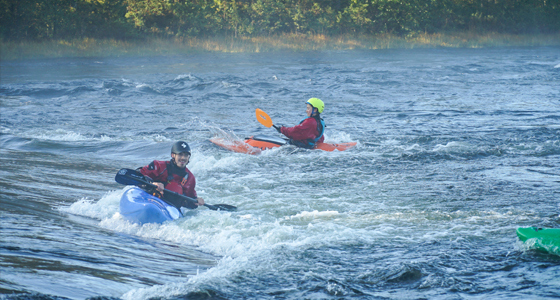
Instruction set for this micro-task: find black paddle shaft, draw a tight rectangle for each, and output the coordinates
[115,168,237,212]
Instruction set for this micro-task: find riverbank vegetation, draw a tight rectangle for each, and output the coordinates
[1,0,559,59]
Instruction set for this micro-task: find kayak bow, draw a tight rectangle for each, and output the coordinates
[120,187,182,224]
[516,227,560,255]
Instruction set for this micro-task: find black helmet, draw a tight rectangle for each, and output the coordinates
[171,141,191,155]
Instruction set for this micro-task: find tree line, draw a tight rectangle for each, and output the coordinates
[1,0,559,40]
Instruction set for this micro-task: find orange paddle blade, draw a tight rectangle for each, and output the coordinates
[255,108,273,128]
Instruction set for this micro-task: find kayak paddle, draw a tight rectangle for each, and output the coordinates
[115,168,237,212]
[255,108,281,131]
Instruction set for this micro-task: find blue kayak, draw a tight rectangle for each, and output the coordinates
[120,187,183,224]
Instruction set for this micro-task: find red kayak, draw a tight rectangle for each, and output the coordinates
[210,135,357,155]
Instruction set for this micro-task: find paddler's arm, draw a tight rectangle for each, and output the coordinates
[280,119,316,140]
[138,163,166,193]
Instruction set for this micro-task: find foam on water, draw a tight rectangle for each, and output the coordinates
[30,129,96,141]
[60,188,125,219]
[59,165,543,299]
[174,74,197,81]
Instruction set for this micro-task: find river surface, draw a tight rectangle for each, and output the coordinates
[1,47,559,299]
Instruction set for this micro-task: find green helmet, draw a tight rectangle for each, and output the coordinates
[306,98,324,114]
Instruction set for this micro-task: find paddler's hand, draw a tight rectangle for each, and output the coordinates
[273,124,282,133]
[196,197,205,206]
[153,182,164,193]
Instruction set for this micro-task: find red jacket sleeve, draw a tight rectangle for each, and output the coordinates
[139,160,167,182]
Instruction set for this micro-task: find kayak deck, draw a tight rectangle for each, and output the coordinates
[210,135,357,154]
[516,227,560,255]
[120,187,183,224]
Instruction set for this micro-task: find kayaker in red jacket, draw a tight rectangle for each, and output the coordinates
[275,98,326,149]
[138,141,204,209]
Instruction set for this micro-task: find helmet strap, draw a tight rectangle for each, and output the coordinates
[171,155,179,167]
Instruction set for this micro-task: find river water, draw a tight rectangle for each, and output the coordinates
[1,47,559,299]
